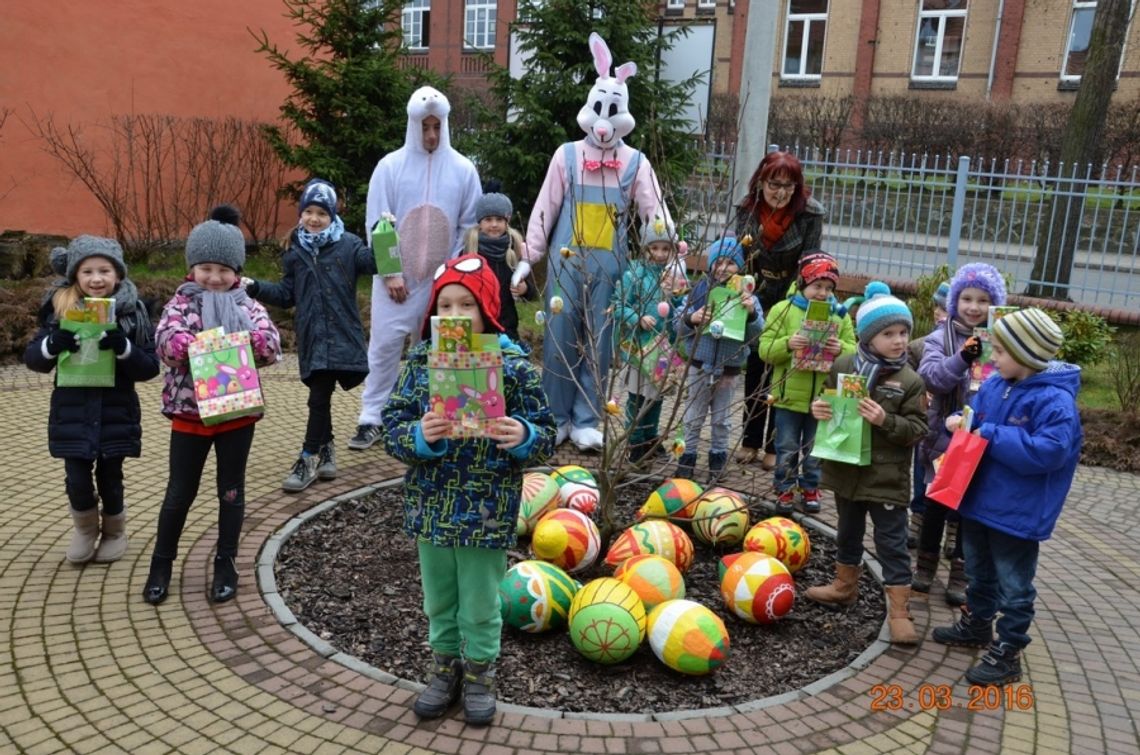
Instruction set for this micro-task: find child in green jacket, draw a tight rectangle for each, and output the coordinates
[759,253,855,514]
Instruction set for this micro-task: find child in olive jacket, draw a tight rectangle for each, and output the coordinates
[808,282,927,645]
[759,252,855,514]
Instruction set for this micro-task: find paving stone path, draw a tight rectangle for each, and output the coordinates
[1,357,1138,754]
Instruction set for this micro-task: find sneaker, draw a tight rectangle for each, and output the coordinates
[775,490,796,515]
[347,424,383,450]
[316,443,337,480]
[570,426,604,452]
[931,608,993,648]
[283,454,320,493]
[965,642,1022,686]
[555,423,572,447]
[801,488,822,514]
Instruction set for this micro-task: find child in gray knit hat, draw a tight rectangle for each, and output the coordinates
[462,190,533,342]
[143,206,282,608]
[25,236,160,566]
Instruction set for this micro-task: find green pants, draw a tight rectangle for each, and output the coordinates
[417,540,507,663]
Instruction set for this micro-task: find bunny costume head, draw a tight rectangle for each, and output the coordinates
[576,33,638,149]
[405,85,452,155]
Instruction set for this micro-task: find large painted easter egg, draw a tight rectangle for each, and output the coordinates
[551,464,600,516]
[516,472,561,537]
[498,560,579,633]
[613,554,685,611]
[604,520,694,573]
[637,478,704,522]
[690,488,750,547]
[647,599,730,675]
[568,577,647,664]
[743,516,812,573]
[720,551,796,624]
[531,509,601,573]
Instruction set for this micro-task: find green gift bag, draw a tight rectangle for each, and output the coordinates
[371,218,401,276]
[56,320,117,388]
[810,394,872,466]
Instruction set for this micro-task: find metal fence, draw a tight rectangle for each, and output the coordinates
[685,143,1140,312]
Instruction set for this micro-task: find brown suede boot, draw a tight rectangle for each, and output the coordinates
[94,510,128,563]
[66,508,101,564]
[885,585,919,645]
[805,563,861,607]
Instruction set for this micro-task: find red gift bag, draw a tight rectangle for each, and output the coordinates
[925,430,989,510]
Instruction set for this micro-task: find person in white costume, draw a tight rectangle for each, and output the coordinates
[350,87,482,450]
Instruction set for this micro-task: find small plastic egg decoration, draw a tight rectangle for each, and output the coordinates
[549,295,564,314]
[708,320,725,338]
[657,301,671,318]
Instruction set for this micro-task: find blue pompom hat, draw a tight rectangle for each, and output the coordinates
[706,234,744,271]
[948,263,1006,319]
[856,281,913,345]
[932,281,951,310]
[299,178,338,221]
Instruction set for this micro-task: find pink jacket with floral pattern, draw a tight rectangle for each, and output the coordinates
[155,281,282,421]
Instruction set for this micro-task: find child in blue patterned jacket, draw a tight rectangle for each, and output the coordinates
[381,254,556,726]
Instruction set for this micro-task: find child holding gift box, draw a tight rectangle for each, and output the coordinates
[461,189,534,343]
[759,252,855,514]
[674,235,763,485]
[807,282,927,645]
[913,263,1007,606]
[931,308,1080,686]
[381,255,555,725]
[244,179,377,493]
[611,216,686,465]
[143,207,281,606]
[24,236,160,565]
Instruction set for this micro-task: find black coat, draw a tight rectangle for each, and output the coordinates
[735,196,826,314]
[24,290,160,460]
[253,231,376,383]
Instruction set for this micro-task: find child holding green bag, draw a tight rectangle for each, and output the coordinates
[807,281,927,645]
[24,236,159,565]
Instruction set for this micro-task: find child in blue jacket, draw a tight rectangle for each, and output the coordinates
[381,254,556,725]
[931,308,1081,686]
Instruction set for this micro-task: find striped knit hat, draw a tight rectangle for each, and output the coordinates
[932,281,951,310]
[856,281,913,345]
[991,308,1063,370]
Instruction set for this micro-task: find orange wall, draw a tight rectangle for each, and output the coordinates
[0,1,300,238]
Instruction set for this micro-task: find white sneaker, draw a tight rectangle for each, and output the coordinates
[570,426,604,452]
[555,423,572,446]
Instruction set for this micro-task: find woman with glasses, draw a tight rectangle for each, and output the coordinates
[733,151,826,469]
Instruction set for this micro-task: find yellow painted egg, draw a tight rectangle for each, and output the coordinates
[531,509,601,573]
[604,520,694,573]
[690,488,750,547]
[647,599,730,675]
[637,478,704,522]
[568,577,646,664]
[743,516,812,573]
[720,551,796,624]
[613,554,685,611]
[516,472,561,537]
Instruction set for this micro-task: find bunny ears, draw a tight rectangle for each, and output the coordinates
[589,32,637,84]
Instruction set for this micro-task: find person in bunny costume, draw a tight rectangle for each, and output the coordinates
[351,86,482,451]
[515,33,673,451]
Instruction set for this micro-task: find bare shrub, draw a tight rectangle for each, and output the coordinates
[769,94,853,156]
[1111,331,1140,414]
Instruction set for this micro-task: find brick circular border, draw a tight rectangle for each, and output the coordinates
[257,477,894,723]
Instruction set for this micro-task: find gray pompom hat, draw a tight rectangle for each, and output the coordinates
[475,193,513,222]
[50,235,128,282]
[185,220,246,272]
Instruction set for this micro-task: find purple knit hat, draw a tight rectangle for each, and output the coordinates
[948,263,1007,320]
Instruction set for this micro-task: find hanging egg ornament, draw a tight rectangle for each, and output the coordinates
[549,295,564,314]
[741,275,756,294]
[535,310,546,325]
[709,320,725,339]
[671,433,686,458]
[657,301,671,318]
[677,239,689,256]
[605,398,621,416]
[740,234,753,248]
[559,246,574,258]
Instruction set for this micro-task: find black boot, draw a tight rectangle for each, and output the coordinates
[413,653,462,719]
[911,550,939,593]
[462,658,497,726]
[142,556,173,605]
[945,558,968,606]
[210,556,238,603]
[706,451,727,486]
[674,452,697,481]
[965,642,1022,686]
[628,441,649,465]
[931,608,993,648]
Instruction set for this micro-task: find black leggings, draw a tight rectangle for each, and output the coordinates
[304,372,338,453]
[152,425,255,562]
[918,497,963,559]
[63,456,125,514]
[741,349,776,453]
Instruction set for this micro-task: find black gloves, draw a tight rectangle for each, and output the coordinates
[244,279,260,298]
[960,336,982,364]
[45,329,79,356]
[99,329,130,355]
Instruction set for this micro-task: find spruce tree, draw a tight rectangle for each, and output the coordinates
[470,0,702,223]
[253,0,439,233]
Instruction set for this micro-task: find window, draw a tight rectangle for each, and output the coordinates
[698,0,716,9]
[402,0,429,51]
[667,0,685,9]
[1062,1,1097,79]
[782,0,828,79]
[912,0,968,80]
[464,0,496,50]
[517,0,542,23]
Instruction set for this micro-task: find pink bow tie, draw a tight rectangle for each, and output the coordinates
[583,158,623,172]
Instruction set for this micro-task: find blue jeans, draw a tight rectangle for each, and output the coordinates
[909,447,926,514]
[835,496,911,586]
[961,518,1040,649]
[772,407,821,493]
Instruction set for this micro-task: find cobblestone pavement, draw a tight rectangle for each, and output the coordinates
[2,357,1138,754]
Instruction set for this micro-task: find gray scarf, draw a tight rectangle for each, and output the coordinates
[179,282,254,334]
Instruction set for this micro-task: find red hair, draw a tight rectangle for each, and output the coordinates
[737,151,811,218]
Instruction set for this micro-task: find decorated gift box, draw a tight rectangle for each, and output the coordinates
[427,317,505,438]
[794,299,838,373]
[188,328,264,425]
[968,307,1018,391]
[371,217,401,277]
[56,298,119,388]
